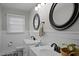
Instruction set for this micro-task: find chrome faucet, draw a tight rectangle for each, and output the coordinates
[51,43,61,53]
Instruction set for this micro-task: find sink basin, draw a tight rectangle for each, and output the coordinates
[24,39,40,46]
[30,45,61,56]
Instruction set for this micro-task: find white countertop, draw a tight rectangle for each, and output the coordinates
[24,39,40,45]
[30,45,61,56]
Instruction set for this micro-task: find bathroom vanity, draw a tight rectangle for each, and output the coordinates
[23,39,40,56]
[24,39,61,56]
[29,45,61,56]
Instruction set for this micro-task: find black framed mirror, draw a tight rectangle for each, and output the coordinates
[33,13,40,30]
[49,3,79,31]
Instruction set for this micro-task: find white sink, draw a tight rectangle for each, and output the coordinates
[30,45,61,56]
[24,39,40,45]
[39,46,53,56]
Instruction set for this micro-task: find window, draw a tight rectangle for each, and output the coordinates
[7,14,25,33]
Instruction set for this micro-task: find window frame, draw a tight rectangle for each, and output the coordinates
[7,13,25,33]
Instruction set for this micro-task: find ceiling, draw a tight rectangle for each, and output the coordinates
[0,3,37,11]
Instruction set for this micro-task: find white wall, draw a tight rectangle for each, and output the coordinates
[0,5,2,54]
[29,3,79,48]
[0,7,30,55]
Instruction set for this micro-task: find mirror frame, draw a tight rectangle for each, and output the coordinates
[33,13,40,30]
[49,3,79,31]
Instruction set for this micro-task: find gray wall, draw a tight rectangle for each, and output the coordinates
[0,5,2,54]
[29,3,79,48]
[0,7,30,55]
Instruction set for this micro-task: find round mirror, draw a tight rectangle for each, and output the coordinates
[33,13,40,30]
[49,3,79,31]
[53,3,74,26]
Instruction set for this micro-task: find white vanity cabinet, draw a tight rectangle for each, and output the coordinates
[23,45,29,56]
[29,45,61,56]
[23,39,40,56]
[29,48,37,56]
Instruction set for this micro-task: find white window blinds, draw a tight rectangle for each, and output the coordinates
[7,14,25,33]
